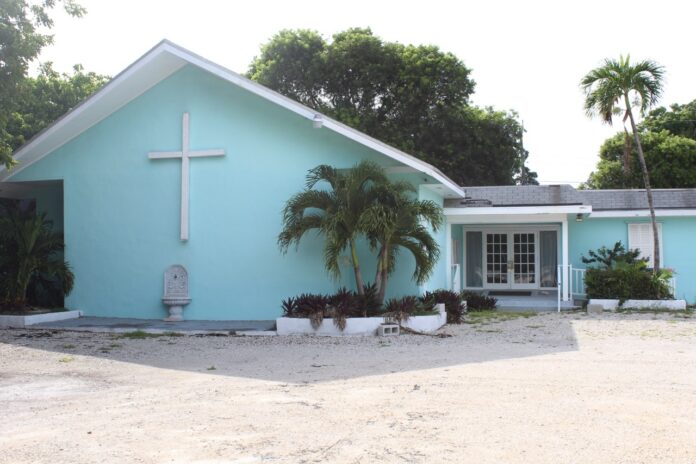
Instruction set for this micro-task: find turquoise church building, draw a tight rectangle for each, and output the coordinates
[1,40,695,321]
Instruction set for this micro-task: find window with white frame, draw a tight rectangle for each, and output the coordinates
[627,223,663,268]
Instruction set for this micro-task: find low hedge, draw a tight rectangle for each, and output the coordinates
[584,267,673,300]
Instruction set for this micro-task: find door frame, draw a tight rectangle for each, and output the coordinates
[462,224,560,291]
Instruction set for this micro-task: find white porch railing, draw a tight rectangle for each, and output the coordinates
[557,265,587,312]
[451,264,461,292]
[668,276,677,296]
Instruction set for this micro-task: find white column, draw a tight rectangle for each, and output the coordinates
[445,221,452,291]
[561,216,570,301]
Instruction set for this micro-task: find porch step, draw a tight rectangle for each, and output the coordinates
[493,295,579,311]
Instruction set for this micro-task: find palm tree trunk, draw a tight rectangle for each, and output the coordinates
[625,99,661,272]
[377,246,389,303]
[350,239,365,295]
[374,245,384,291]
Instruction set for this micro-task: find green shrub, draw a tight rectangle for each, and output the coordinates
[584,265,673,300]
[461,291,498,311]
[582,242,673,301]
[420,289,465,324]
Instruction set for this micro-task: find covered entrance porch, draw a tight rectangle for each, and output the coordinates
[444,206,590,310]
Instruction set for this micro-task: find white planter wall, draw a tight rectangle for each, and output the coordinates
[0,310,82,329]
[588,299,620,311]
[621,299,687,310]
[588,299,687,311]
[276,304,447,336]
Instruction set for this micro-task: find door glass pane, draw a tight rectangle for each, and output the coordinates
[513,233,535,284]
[486,233,508,284]
[540,231,557,287]
[466,232,482,287]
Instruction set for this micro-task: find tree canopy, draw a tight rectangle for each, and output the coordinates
[584,99,696,189]
[0,0,86,168]
[2,63,109,153]
[248,28,536,186]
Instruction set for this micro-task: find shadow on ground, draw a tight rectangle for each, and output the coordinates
[1,311,692,384]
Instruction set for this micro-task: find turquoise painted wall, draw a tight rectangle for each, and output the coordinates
[418,186,447,292]
[8,65,438,320]
[569,215,696,302]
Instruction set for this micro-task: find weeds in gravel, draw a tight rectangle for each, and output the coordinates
[464,311,537,325]
[58,356,74,363]
[118,331,184,339]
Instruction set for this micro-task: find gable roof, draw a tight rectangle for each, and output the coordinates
[0,40,464,197]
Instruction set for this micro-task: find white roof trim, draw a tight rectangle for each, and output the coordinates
[0,40,465,197]
[589,209,696,218]
[444,205,592,216]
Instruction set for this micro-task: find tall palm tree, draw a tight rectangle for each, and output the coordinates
[0,204,74,309]
[581,55,665,271]
[278,160,388,294]
[362,181,443,302]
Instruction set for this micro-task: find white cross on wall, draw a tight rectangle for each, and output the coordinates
[148,113,225,241]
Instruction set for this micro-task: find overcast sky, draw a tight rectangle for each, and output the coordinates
[40,0,695,185]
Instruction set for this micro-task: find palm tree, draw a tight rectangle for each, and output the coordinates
[362,181,443,302]
[0,203,74,310]
[581,55,665,271]
[278,160,388,294]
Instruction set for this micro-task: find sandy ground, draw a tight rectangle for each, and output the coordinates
[1,311,696,464]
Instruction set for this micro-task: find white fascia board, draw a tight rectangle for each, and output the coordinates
[589,209,696,218]
[444,204,592,216]
[446,213,571,225]
[2,39,465,199]
[164,41,465,197]
[1,42,186,181]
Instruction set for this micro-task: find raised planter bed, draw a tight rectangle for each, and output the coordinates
[276,303,447,336]
[588,299,620,311]
[588,299,687,311]
[621,299,687,310]
[0,310,82,329]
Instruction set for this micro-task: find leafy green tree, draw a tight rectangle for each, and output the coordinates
[584,130,696,189]
[363,181,442,302]
[278,161,389,295]
[584,99,696,189]
[0,0,86,168]
[248,28,535,186]
[643,99,696,140]
[4,63,109,152]
[0,201,74,310]
[581,55,665,270]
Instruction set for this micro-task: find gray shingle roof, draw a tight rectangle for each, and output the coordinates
[578,189,696,211]
[444,185,696,211]
[444,185,584,208]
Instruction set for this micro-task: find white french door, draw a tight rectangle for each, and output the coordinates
[484,231,538,289]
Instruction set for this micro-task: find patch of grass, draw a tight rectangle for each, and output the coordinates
[61,344,76,349]
[526,325,545,329]
[476,328,503,333]
[206,366,216,371]
[464,310,537,325]
[58,356,74,363]
[109,343,122,348]
[117,330,184,339]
